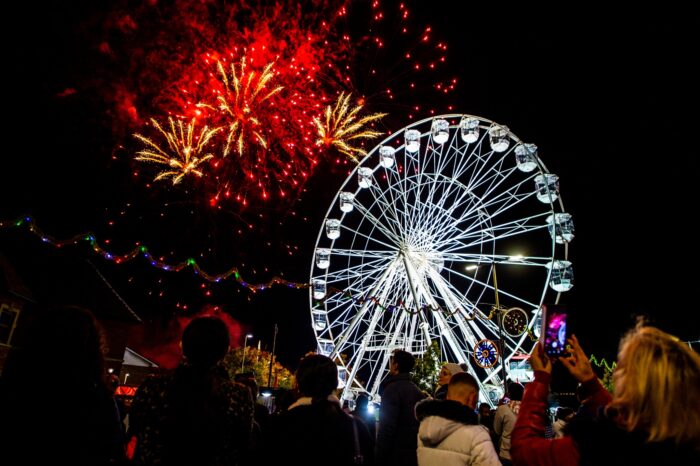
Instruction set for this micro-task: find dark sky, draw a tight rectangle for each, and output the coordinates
[2,2,698,370]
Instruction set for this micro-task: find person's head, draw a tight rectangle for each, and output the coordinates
[506,381,524,401]
[479,402,492,417]
[390,349,415,375]
[274,388,299,413]
[295,354,338,400]
[506,382,525,401]
[28,305,107,385]
[355,393,370,411]
[609,324,700,445]
[234,372,259,398]
[446,371,480,409]
[182,316,230,367]
[438,362,464,386]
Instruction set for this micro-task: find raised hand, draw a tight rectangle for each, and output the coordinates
[558,335,596,383]
[528,341,552,374]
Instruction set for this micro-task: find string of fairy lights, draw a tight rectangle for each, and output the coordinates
[0,216,516,327]
[4,216,697,350]
[589,354,616,371]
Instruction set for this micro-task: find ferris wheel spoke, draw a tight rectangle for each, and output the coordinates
[433,182,481,229]
[468,188,541,232]
[457,189,539,237]
[321,257,392,284]
[328,248,396,260]
[448,215,545,253]
[331,260,403,359]
[445,212,550,246]
[415,171,453,231]
[387,176,421,235]
[376,162,421,230]
[344,202,404,246]
[479,154,520,200]
[424,267,501,337]
[431,191,539,251]
[335,218,400,250]
[453,131,494,179]
[401,255,467,360]
[482,365,505,386]
[445,265,541,309]
[379,167,416,242]
[462,145,509,195]
[462,171,538,226]
[463,151,525,202]
[464,143,517,194]
[423,182,474,240]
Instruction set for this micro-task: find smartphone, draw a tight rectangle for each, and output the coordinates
[541,304,568,357]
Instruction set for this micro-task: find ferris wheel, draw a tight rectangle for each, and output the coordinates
[308,114,574,404]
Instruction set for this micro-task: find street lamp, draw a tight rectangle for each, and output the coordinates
[241,333,253,371]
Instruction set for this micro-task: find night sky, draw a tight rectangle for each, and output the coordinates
[2,1,698,372]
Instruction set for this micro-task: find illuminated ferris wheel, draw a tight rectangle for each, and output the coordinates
[308,114,574,404]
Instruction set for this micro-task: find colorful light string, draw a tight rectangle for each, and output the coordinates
[2,216,516,324]
[589,354,617,372]
[0,216,305,290]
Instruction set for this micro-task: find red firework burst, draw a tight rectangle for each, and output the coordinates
[104,0,351,206]
[102,0,454,209]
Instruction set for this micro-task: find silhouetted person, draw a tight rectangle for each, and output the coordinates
[434,362,464,400]
[271,387,298,414]
[234,372,270,465]
[265,353,374,466]
[376,349,426,466]
[128,316,253,466]
[552,407,574,438]
[512,327,700,466]
[571,381,594,422]
[478,402,498,448]
[351,393,377,441]
[493,381,524,466]
[0,305,125,466]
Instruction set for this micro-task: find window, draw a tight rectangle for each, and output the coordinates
[0,303,20,345]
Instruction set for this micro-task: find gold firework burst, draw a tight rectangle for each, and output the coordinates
[199,57,283,157]
[314,92,387,163]
[134,117,221,185]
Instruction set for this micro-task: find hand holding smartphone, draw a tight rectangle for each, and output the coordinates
[541,304,568,357]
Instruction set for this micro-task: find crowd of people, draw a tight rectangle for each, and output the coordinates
[1,306,698,466]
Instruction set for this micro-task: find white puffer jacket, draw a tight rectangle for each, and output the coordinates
[416,399,501,466]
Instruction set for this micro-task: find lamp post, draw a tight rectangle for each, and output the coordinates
[491,264,508,397]
[241,333,253,372]
[267,323,278,389]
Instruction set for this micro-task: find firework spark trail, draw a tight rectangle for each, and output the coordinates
[197,58,283,158]
[104,0,454,208]
[331,0,457,121]
[314,92,387,163]
[134,117,221,185]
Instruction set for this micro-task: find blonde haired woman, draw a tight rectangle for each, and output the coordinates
[511,324,700,466]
